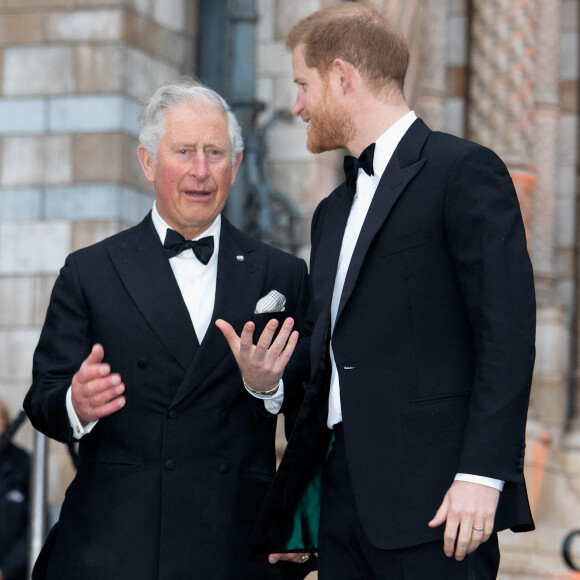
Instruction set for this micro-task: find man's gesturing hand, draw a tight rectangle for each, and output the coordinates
[428,480,499,561]
[215,317,298,392]
[71,344,125,425]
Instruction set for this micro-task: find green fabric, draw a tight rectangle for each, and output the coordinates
[281,433,334,551]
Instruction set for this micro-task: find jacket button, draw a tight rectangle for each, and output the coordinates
[137,358,148,369]
[168,410,177,419]
[165,459,175,471]
[219,464,229,475]
[220,410,228,423]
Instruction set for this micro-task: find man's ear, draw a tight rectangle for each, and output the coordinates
[332,58,355,94]
[137,145,156,183]
[230,152,243,185]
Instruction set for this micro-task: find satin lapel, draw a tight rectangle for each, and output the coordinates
[172,219,263,405]
[312,185,355,332]
[336,121,430,322]
[309,185,355,381]
[108,213,198,371]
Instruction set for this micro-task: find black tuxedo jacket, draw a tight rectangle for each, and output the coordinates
[24,213,315,580]
[255,119,536,553]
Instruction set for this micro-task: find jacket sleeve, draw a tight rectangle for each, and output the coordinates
[24,254,91,443]
[444,145,536,483]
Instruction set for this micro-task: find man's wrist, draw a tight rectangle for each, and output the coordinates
[242,377,280,396]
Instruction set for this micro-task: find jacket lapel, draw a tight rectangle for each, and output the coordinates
[171,218,264,405]
[336,119,430,322]
[309,185,355,377]
[312,186,355,331]
[108,213,198,371]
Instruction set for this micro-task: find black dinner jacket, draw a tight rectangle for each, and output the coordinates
[24,213,314,580]
[256,118,536,553]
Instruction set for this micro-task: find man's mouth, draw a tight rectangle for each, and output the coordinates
[183,190,211,198]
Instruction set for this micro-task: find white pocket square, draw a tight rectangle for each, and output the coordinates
[254,290,286,314]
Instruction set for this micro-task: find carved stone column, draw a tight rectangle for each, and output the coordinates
[532,0,562,298]
[468,0,537,238]
[413,0,448,130]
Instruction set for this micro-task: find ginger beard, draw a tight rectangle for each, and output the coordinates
[305,82,355,154]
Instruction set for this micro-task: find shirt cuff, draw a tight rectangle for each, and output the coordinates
[66,387,98,439]
[245,379,284,415]
[454,473,504,491]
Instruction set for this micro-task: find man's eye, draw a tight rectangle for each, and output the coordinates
[179,149,188,155]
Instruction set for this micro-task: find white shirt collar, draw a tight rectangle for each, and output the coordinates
[372,110,417,178]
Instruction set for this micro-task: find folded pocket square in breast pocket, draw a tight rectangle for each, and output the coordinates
[254,290,286,314]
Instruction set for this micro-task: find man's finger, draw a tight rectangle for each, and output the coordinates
[86,343,105,365]
[453,520,474,561]
[428,494,449,529]
[274,330,299,369]
[254,319,280,354]
[268,552,310,564]
[442,518,460,558]
[215,319,241,349]
[239,321,258,352]
[266,318,295,355]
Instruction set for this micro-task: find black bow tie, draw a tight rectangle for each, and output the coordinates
[343,142,376,190]
[163,229,214,264]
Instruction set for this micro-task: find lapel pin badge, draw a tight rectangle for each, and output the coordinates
[236,255,245,262]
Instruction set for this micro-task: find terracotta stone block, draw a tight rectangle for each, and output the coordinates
[0,0,73,8]
[75,46,124,93]
[446,66,467,98]
[72,133,124,183]
[0,14,43,45]
[560,81,578,114]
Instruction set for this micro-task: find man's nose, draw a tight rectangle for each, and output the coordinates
[190,153,209,178]
[292,95,303,117]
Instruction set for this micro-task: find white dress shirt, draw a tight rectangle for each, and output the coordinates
[67,203,282,438]
[326,111,503,492]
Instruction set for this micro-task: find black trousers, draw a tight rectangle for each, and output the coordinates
[318,424,500,580]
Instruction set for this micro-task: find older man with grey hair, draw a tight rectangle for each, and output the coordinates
[24,77,314,580]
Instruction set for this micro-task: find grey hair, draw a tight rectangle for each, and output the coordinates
[138,77,244,164]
